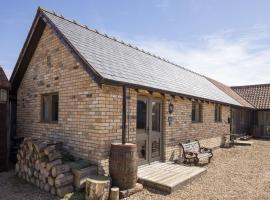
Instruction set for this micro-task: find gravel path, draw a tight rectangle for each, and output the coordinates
[0,170,57,200]
[0,140,270,200]
[126,139,270,200]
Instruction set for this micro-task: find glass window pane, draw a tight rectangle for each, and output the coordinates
[137,140,146,160]
[192,103,195,121]
[43,95,50,121]
[219,106,222,121]
[195,104,200,122]
[151,138,160,158]
[137,100,147,129]
[152,101,160,132]
[52,94,59,121]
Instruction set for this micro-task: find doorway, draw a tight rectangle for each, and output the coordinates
[136,96,162,165]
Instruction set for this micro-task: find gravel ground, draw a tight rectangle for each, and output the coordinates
[126,139,270,200]
[1,139,270,200]
[0,171,83,200]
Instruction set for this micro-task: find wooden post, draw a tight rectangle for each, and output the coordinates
[85,176,111,200]
[110,187,119,200]
[122,85,126,145]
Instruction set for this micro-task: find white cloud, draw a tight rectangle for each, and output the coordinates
[129,26,270,86]
[155,0,169,8]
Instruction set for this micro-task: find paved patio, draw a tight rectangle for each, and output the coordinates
[138,161,206,193]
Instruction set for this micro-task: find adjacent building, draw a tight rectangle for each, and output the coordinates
[232,84,270,138]
[0,67,10,171]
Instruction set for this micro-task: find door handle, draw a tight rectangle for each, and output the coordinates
[146,127,149,134]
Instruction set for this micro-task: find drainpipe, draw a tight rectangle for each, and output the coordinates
[122,85,126,144]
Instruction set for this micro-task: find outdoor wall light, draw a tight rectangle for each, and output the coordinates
[168,116,173,126]
[169,102,174,114]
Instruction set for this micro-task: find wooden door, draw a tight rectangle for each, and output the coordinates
[136,97,162,165]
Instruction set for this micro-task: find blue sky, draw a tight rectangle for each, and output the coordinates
[1,0,270,85]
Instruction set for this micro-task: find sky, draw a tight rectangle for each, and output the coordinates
[1,0,270,86]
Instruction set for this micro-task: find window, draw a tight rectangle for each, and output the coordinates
[254,111,258,126]
[215,104,222,122]
[267,126,270,134]
[137,100,147,130]
[152,101,161,132]
[192,102,202,122]
[41,93,59,123]
[0,89,7,103]
[240,110,244,122]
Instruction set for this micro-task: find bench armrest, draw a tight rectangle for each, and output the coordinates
[185,151,198,158]
[200,147,212,154]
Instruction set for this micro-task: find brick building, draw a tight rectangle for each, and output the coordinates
[0,67,10,171]
[9,8,264,174]
[232,84,270,138]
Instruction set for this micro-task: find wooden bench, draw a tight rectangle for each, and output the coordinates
[179,140,213,165]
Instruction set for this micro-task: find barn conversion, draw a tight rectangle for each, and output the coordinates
[9,7,269,174]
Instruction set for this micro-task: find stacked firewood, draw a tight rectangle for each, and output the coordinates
[15,138,74,198]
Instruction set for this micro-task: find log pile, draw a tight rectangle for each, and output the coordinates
[15,138,74,198]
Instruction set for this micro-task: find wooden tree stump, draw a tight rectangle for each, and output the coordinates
[50,187,56,195]
[55,173,74,188]
[33,141,47,152]
[46,159,62,171]
[110,187,119,200]
[56,185,73,198]
[48,150,62,162]
[48,176,55,186]
[44,145,56,155]
[85,176,111,200]
[40,181,45,190]
[44,183,50,192]
[14,138,74,197]
[30,177,36,185]
[52,164,70,177]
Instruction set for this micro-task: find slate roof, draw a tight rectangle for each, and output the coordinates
[232,84,270,109]
[0,66,10,89]
[37,9,241,106]
[207,78,254,108]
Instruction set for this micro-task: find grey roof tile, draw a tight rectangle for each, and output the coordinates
[42,10,240,106]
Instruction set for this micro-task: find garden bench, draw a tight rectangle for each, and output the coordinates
[179,140,213,165]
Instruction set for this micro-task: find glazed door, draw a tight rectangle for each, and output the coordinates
[136,97,162,165]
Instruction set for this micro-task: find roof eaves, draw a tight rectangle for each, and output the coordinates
[102,77,239,107]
